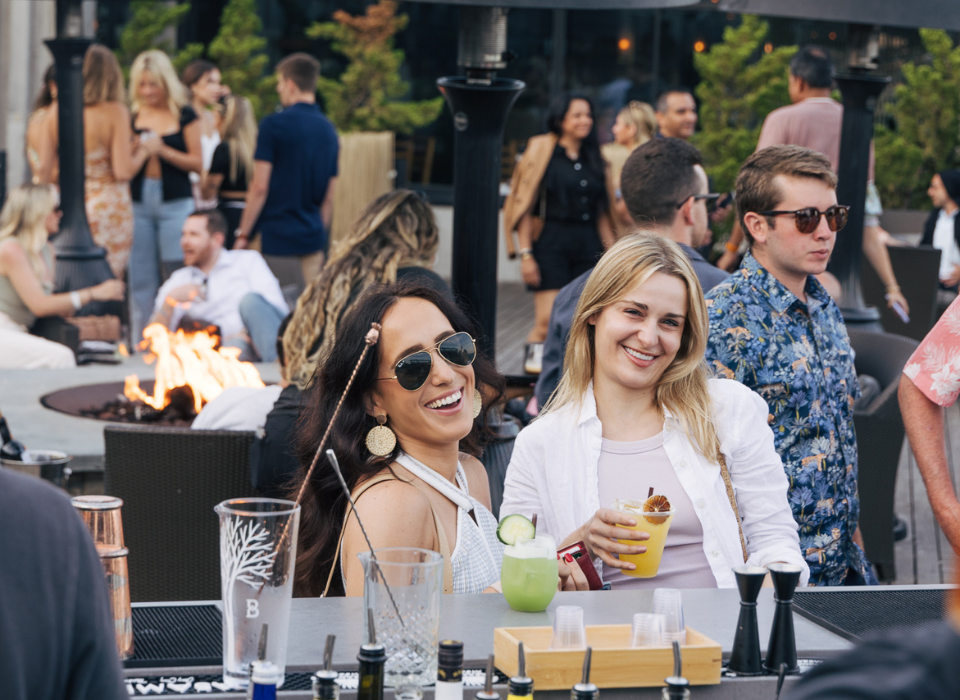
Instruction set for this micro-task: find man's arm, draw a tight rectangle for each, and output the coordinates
[899,373,960,553]
[321,176,337,233]
[236,160,273,250]
[147,284,201,330]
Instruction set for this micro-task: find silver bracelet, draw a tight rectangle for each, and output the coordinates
[69,291,83,311]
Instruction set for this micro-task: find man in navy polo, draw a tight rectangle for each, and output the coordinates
[236,52,339,289]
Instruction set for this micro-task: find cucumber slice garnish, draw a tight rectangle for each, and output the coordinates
[497,514,536,545]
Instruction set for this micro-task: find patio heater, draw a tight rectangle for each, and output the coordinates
[47,0,116,316]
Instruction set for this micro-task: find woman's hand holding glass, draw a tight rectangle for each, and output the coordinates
[576,507,649,572]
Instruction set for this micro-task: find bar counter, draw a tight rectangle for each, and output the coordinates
[122,585,921,698]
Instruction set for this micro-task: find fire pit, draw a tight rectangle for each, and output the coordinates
[41,324,266,427]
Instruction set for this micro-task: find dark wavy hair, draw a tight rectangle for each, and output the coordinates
[290,281,505,597]
[546,92,605,181]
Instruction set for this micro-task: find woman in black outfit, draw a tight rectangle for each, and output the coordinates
[503,94,614,374]
[201,95,257,249]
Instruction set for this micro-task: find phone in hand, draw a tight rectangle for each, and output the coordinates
[891,300,910,324]
[557,541,604,590]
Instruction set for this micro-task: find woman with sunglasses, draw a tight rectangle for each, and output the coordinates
[500,233,809,589]
[0,184,124,368]
[292,281,506,597]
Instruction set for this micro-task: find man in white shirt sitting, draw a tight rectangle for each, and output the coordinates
[150,209,289,361]
[921,170,960,291]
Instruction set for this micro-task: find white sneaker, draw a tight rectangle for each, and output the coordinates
[524,343,544,375]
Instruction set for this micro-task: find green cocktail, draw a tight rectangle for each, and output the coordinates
[501,535,559,612]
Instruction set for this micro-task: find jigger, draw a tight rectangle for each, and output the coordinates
[727,565,767,675]
[762,563,803,674]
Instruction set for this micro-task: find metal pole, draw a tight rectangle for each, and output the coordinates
[0,151,6,207]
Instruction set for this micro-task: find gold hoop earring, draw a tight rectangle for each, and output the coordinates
[473,389,483,419]
[365,414,397,457]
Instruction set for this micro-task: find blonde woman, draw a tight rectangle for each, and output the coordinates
[500,233,808,589]
[603,101,657,231]
[39,44,135,279]
[128,49,203,343]
[201,95,256,248]
[0,185,124,368]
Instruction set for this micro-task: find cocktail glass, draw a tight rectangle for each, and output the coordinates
[216,498,300,690]
[614,499,675,578]
[501,534,559,612]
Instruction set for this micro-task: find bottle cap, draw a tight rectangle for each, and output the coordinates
[250,659,281,685]
[358,643,387,664]
[439,640,464,668]
[664,676,689,688]
[571,682,599,700]
[312,669,340,699]
[508,676,533,697]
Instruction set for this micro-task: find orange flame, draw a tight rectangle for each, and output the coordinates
[124,323,264,413]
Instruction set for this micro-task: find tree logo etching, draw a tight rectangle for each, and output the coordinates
[220,518,277,661]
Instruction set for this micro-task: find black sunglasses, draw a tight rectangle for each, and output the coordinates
[676,192,721,213]
[378,332,477,391]
[758,205,850,234]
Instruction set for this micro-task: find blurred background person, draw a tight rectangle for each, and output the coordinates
[503,93,615,375]
[655,87,698,140]
[0,185,124,369]
[253,190,445,498]
[25,64,56,184]
[201,94,256,249]
[38,44,135,280]
[181,59,224,209]
[922,170,960,292]
[603,101,657,230]
[128,49,202,344]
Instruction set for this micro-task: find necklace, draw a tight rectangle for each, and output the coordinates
[395,453,473,512]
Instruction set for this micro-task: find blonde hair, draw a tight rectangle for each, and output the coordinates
[283,190,439,388]
[219,95,257,185]
[83,44,126,105]
[546,232,719,463]
[0,184,58,280]
[618,101,657,148]
[129,50,188,119]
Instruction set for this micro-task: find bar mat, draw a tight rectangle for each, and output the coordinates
[126,604,222,669]
[793,589,946,642]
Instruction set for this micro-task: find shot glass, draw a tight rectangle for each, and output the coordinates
[631,612,665,647]
[550,605,586,649]
[653,588,686,645]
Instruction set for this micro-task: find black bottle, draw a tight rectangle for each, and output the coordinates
[357,643,386,700]
[437,640,465,700]
[0,411,25,461]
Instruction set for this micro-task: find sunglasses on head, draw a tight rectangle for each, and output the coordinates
[758,205,850,234]
[378,331,477,391]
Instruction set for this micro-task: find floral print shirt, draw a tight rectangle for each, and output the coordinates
[704,252,869,586]
[904,295,960,407]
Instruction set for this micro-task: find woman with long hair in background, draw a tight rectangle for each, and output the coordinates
[0,185,124,368]
[201,94,256,249]
[503,93,615,374]
[181,59,224,209]
[127,49,202,343]
[603,101,657,230]
[26,64,57,184]
[39,44,136,279]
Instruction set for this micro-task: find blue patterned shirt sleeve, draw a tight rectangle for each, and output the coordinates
[704,252,869,586]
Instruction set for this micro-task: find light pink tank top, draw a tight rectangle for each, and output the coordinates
[597,433,716,589]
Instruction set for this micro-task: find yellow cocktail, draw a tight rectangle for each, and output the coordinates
[614,499,675,578]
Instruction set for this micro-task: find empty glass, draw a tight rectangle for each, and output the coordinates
[359,547,443,691]
[653,588,686,645]
[550,605,586,649]
[72,495,125,547]
[216,498,300,690]
[631,612,665,647]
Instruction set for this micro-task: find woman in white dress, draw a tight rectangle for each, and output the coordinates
[500,233,809,589]
[292,282,507,597]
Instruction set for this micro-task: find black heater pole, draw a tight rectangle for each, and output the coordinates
[46,0,115,316]
[437,7,524,359]
[826,25,889,328]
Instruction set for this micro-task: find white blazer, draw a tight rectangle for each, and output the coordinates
[500,377,810,588]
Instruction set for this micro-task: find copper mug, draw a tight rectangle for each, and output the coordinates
[72,496,134,659]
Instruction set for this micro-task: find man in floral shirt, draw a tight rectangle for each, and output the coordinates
[900,297,960,555]
[705,145,874,586]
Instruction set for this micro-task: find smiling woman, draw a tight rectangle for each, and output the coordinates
[500,233,810,590]
[291,281,506,597]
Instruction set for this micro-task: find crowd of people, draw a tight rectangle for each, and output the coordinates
[10,38,960,700]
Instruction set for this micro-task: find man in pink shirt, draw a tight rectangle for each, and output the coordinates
[900,296,960,554]
[718,47,909,316]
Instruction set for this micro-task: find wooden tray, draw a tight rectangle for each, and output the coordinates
[493,625,722,690]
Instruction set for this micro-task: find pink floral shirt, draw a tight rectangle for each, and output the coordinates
[903,296,960,407]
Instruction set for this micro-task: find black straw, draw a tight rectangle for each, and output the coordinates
[324,634,336,671]
[518,641,525,677]
[581,646,592,684]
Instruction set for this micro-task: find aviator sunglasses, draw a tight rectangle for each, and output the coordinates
[758,205,850,234]
[378,331,477,391]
